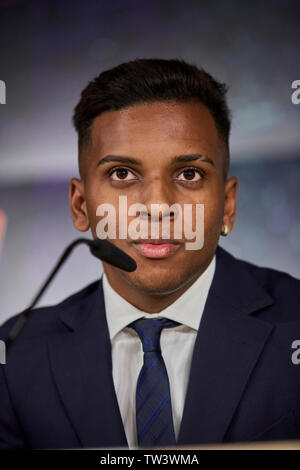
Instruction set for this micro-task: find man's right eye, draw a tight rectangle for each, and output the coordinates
[109,167,138,181]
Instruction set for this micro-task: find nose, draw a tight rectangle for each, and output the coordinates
[139,176,176,221]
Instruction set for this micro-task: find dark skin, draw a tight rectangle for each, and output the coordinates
[70,101,238,313]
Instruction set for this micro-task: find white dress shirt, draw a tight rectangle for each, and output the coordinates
[102,254,216,448]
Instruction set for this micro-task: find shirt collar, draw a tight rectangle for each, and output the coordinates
[102,254,216,340]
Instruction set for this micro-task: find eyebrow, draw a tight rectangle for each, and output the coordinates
[97,153,215,167]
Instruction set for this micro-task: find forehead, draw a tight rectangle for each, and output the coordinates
[89,101,222,160]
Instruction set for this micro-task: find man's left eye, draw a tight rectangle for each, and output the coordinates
[176,168,203,181]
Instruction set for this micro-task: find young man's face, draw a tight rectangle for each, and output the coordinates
[70,101,237,296]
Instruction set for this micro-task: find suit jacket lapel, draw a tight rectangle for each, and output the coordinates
[177,245,275,445]
[47,280,128,448]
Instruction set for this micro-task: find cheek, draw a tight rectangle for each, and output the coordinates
[199,191,225,248]
[205,200,224,225]
[203,185,225,223]
[84,183,119,237]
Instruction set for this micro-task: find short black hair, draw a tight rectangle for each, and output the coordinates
[72,58,231,178]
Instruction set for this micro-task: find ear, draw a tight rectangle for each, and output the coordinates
[69,177,90,232]
[222,176,238,233]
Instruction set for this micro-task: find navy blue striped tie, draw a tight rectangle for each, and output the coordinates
[128,317,181,448]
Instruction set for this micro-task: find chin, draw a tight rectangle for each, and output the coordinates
[125,269,189,295]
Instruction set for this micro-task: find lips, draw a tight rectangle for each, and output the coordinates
[132,238,180,245]
[131,239,181,259]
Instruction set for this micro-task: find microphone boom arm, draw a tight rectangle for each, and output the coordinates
[4,237,136,350]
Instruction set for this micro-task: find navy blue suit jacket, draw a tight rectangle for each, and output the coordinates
[1,245,300,449]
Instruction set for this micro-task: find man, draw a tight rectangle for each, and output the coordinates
[0,58,300,449]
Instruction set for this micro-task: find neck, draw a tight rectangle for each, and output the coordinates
[103,263,210,314]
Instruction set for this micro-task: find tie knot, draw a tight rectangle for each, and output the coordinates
[127,317,180,353]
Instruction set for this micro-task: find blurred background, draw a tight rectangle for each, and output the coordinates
[0,0,299,324]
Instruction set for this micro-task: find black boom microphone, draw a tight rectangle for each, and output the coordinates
[5,237,137,351]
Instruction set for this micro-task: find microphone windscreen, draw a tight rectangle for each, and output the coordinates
[89,238,137,272]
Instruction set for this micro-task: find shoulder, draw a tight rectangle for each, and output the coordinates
[218,246,300,322]
[0,279,101,342]
[218,245,300,292]
[236,254,300,299]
